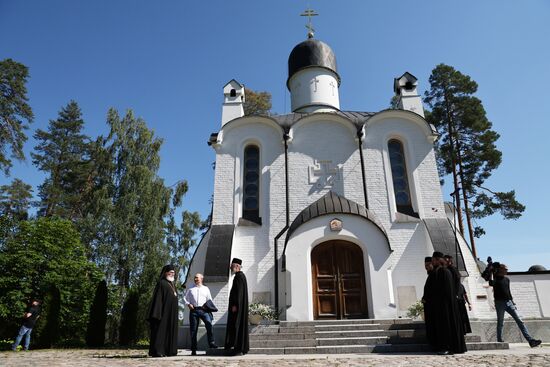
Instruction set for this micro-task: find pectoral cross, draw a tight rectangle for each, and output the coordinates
[301,7,319,38]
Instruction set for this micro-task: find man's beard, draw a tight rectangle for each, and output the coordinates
[166,276,175,282]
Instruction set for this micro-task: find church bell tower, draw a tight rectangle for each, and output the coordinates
[287,10,341,113]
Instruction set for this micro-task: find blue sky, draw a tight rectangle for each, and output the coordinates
[1,0,548,271]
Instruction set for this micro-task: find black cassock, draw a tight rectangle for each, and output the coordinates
[224,271,249,354]
[448,265,471,335]
[432,266,467,353]
[457,283,472,334]
[147,278,179,357]
[422,270,437,348]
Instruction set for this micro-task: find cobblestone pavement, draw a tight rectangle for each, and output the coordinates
[1,344,549,367]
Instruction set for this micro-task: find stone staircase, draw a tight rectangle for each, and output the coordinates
[248,319,508,354]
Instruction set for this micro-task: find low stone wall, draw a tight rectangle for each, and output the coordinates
[470,319,550,343]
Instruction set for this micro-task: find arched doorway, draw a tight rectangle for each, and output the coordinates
[311,241,368,319]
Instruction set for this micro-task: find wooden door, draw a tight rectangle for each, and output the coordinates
[311,241,368,319]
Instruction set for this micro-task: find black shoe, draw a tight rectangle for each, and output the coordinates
[529,339,542,348]
[209,343,218,349]
[437,350,452,355]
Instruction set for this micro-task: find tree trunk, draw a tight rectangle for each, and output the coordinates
[455,143,477,258]
[443,89,465,235]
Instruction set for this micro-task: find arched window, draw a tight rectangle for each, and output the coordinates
[388,139,417,217]
[242,145,261,224]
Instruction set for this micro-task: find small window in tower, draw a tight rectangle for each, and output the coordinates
[242,145,261,224]
[230,89,237,97]
[404,81,414,90]
[388,139,418,217]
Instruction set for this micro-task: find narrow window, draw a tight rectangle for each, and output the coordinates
[388,139,417,217]
[243,145,261,224]
[230,89,237,97]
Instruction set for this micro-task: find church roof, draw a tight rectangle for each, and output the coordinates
[423,218,468,276]
[284,191,391,251]
[272,111,374,130]
[287,38,340,88]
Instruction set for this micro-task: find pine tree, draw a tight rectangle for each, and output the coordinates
[424,64,525,257]
[0,178,33,221]
[0,59,34,176]
[32,101,92,219]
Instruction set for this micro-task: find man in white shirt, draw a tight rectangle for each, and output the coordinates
[184,273,217,355]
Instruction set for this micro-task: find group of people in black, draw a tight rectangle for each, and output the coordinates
[147,258,249,357]
[422,251,470,355]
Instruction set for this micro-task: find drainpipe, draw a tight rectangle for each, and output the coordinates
[274,131,290,315]
[357,128,369,208]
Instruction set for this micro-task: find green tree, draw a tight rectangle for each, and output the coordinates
[85,280,108,347]
[424,64,525,256]
[243,88,272,116]
[94,108,197,342]
[0,59,34,175]
[0,178,33,221]
[32,101,92,219]
[0,218,101,345]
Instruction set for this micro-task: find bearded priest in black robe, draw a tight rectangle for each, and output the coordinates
[431,252,467,355]
[147,264,179,357]
[224,258,249,356]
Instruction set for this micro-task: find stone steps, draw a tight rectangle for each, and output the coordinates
[246,318,508,355]
[249,342,509,355]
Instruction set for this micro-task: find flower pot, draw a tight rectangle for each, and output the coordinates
[249,314,262,325]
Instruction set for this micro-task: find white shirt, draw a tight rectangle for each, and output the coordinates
[184,284,212,307]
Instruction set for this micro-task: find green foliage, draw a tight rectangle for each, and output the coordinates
[406,300,424,319]
[86,280,108,347]
[119,290,139,346]
[34,285,61,348]
[0,59,34,175]
[0,178,33,221]
[424,64,524,241]
[32,101,93,219]
[0,218,101,346]
[243,88,272,116]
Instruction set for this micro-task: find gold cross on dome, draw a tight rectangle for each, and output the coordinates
[300,7,318,38]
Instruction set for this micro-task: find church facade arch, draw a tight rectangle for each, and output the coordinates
[289,113,358,140]
[283,214,393,321]
[366,109,437,142]
[217,115,284,145]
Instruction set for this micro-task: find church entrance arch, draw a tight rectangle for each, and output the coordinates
[311,240,368,319]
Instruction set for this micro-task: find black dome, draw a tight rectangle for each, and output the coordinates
[287,38,340,88]
[528,265,547,272]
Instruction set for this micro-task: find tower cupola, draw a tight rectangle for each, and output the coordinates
[287,38,341,113]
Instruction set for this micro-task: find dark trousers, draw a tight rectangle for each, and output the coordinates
[189,308,214,351]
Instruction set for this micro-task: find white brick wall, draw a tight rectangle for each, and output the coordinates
[194,110,502,321]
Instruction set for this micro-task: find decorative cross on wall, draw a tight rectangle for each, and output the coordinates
[308,160,342,188]
[311,77,319,92]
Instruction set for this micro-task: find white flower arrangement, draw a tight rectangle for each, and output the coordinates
[248,302,277,320]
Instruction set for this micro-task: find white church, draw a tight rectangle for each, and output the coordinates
[184,32,498,325]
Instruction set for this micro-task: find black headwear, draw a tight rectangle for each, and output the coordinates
[424,256,432,262]
[432,251,444,258]
[160,264,176,278]
[231,258,242,265]
[444,254,453,259]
